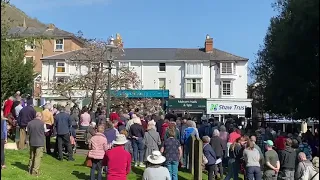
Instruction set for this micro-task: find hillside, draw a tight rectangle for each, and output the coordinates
[2,4,47,28]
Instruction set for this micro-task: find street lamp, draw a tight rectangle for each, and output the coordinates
[105,36,119,118]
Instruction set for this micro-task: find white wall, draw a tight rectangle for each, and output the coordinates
[41,59,249,100]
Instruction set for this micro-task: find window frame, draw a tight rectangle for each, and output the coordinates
[220,62,233,74]
[185,63,202,77]
[56,62,66,73]
[24,56,34,64]
[158,78,166,89]
[25,39,35,51]
[55,76,69,86]
[119,62,130,69]
[185,78,202,93]
[91,62,102,72]
[158,63,166,72]
[221,80,233,96]
[54,39,64,52]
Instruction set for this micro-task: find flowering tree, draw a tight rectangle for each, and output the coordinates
[47,36,140,110]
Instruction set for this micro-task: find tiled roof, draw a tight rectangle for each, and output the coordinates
[41,48,248,61]
[8,26,75,38]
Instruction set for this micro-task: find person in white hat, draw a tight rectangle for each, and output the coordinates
[102,134,131,180]
[143,150,170,180]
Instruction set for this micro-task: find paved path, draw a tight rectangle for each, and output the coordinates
[75,149,88,156]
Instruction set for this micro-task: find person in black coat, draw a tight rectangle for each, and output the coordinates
[210,129,224,179]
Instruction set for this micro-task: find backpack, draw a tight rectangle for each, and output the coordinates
[183,128,194,145]
[301,162,319,180]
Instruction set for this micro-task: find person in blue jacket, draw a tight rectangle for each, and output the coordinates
[1,110,8,169]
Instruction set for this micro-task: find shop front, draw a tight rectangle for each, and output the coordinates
[206,99,252,122]
[167,98,207,119]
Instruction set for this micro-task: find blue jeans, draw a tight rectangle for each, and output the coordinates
[90,159,102,180]
[165,161,179,180]
[132,138,144,163]
[183,145,189,168]
[246,166,262,180]
[224,159,240,180]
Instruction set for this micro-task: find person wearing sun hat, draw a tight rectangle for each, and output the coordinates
[263,140,280,180]
[102,134,131,180]
[143,150,171,180]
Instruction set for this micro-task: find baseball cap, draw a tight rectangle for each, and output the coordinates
[264,140,274,146]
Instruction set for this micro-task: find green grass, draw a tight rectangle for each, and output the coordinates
[2,149,202,180]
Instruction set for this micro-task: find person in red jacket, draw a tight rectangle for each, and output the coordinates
[3,97,14,117]
[102,134,131,180]
[275,132,287,151]
[160,119,169,141]
[140,115,148,131]
[109,110,119,122]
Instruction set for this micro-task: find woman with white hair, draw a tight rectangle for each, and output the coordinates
[295,152,319,180]
[129,117,145,167]
[182,120,199,169]
[210,129,224,179]
[85,122,97,145]
[143,120,161,163]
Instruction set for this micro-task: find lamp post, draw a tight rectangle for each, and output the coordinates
[105,36,119,118]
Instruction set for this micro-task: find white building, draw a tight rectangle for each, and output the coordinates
[40,35,252,118]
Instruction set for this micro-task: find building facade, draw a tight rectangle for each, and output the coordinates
[8,23,84,101]
[40,35,252,119]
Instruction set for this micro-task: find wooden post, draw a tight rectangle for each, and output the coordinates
[188,135,196,174]
[194,137,203,180]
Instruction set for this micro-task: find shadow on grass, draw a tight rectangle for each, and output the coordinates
[11,162,28,172]
[131,166,143,180]
[71,170,90,180]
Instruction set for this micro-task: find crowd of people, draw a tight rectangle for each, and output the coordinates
[1,93,320,180]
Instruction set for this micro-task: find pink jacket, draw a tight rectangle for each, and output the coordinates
[88,133,108,160]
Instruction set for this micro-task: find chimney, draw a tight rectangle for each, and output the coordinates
[23,17,27,27]
[47,23,55,30]
[204,34,213,53]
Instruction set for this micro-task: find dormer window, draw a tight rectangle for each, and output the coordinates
[54,39,64,51]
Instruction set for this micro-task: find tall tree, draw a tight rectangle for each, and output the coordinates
[1,0,35,102]
[252,0,319,119]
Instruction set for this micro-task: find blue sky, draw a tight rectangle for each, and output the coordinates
[11,0,277,80]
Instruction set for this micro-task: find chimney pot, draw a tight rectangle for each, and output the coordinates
[204,34,213,53]
[47,23,55,30]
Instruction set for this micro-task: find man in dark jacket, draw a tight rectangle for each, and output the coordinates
[54,106,74,161]
[27,112,45,176]
[198,119,212,139]
[279,138,297,180]
[17,99,36,150]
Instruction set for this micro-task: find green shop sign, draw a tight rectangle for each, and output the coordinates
[168,99,206,109]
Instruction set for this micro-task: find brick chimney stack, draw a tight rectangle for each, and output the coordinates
[204,34,213,53]
[47,23,55,30]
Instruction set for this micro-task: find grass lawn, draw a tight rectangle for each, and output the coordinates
[2,149,208,180]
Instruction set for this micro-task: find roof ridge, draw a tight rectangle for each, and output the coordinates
[214,48,248,60]
[41,49,84,60]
